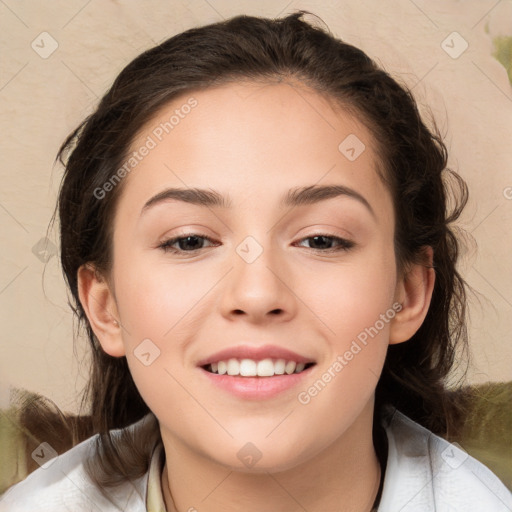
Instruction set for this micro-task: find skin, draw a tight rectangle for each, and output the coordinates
[78,80,434,511]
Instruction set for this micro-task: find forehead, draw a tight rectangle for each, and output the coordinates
[119,80,392,220]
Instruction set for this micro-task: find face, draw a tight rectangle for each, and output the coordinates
[104,81,402,471]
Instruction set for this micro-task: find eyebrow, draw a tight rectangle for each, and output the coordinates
[140,184,375,218]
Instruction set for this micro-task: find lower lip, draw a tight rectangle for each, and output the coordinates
[199,366,315,400]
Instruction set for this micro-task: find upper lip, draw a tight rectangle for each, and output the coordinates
[197,344,315,367]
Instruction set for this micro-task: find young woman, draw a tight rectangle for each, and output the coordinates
[1,11,511,512]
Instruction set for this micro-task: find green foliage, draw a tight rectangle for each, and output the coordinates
[493,36,512,84]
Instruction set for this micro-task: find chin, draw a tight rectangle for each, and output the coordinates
[204,436,319,475]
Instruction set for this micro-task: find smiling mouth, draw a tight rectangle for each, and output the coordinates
[202,358,316,377]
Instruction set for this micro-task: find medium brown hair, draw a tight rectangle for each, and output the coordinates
[49,11,469,486]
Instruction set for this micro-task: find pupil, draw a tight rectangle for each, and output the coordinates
[180,236,202,250]
[312,236,330,249]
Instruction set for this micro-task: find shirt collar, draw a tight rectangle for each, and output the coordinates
[146,442,167,512]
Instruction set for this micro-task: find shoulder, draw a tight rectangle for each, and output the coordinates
[0,417,153,512]
[378,407,512,511]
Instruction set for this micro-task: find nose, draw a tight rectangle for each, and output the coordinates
[219,238,297,324]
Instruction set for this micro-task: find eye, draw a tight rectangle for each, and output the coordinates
[158,233,354,255]
[295,234,355,252]
[158,234,218,254]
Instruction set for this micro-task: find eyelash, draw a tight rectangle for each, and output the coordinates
[158,233,355,255]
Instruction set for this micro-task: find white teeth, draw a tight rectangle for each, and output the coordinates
[257,358,274,377]
[227,358,240,376]
[295,363,305,373]
[218,361,227,375]
[239,359,257,376]
[285,361,296,375]
[206,358,311,377]
[274,359,286,374]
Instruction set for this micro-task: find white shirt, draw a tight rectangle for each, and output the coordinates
[1,408,511,511]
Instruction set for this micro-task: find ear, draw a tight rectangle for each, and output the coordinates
[77,264,126,357]
[389,246,435,345]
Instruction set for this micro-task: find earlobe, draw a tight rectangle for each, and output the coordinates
[77,264,126,357]
[389,247,435,345]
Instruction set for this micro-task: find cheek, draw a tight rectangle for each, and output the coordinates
[113,260,214,419]
[298,248,397,342]
[113,258,217,345]
[296,248,397,399]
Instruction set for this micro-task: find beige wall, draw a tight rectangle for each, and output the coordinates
[1,0,511,413]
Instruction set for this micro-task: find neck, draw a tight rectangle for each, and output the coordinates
[161,401,382,512]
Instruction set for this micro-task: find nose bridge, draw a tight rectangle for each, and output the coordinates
[220,232,295,320]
